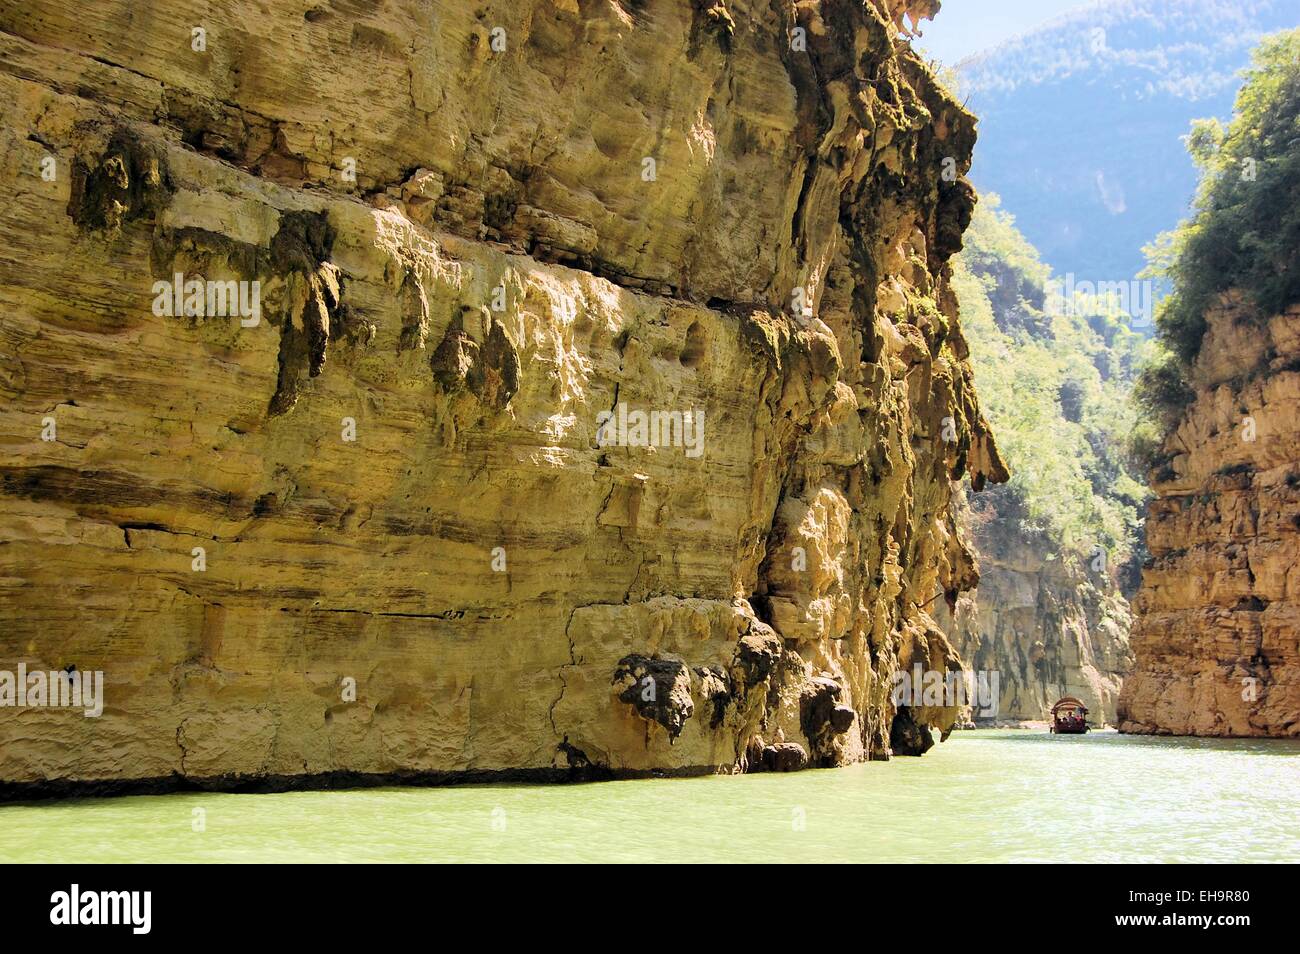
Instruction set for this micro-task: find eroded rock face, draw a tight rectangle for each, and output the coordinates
[0,0,1003,792]
[941,503,1133,726]
[1120,297,1300,737]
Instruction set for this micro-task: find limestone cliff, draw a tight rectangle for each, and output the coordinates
[942,494,1133,725]
[0,0,1005,794]
[1120,296,1300,736]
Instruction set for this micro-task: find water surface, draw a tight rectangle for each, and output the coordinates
[4,730,1298,863]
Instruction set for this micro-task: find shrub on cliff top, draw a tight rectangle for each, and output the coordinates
[1132,343,1196,432]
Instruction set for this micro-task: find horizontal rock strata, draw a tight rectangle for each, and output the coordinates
[1120,296,1300,736]
[0,0,1004,792]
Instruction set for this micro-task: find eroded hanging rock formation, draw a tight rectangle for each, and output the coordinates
[0,0,1004,794]
[1120,296,1300,737]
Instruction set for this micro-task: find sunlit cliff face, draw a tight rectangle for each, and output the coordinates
[1121,297,1300,738]
[0,0,1006,794]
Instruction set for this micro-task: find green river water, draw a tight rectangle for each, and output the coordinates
[3,730,1298,863]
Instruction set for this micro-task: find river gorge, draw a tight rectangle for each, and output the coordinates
[1,0,1298,871]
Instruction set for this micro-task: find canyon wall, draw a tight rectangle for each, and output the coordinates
[935,200,1139,727]
[1120,296,1300,736]
[0,0,1006,794]
[943,497,1132,725]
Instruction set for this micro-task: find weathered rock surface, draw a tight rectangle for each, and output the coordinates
[941,495,1133,725]
[0,0,1005,793]
[1120,296,1300,736]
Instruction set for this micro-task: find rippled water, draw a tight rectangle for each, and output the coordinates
[3,730,1298,863]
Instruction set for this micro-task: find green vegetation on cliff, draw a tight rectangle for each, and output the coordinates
[1137,28,1300,426]
[954,196,1151,571]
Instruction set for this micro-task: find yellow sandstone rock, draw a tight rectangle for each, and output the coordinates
[0,0,1004,792]
[1120,297,1300,737]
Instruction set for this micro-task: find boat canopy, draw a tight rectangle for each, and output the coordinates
[1051,696,1089,714]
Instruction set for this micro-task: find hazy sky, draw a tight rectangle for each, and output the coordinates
[913,0,1101,65]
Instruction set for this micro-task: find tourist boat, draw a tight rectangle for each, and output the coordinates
[1050,696,1089,734]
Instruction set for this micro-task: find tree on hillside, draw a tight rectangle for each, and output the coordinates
[1137,28,1300,427]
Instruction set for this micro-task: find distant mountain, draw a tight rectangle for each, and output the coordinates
[954,0,1297,284]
